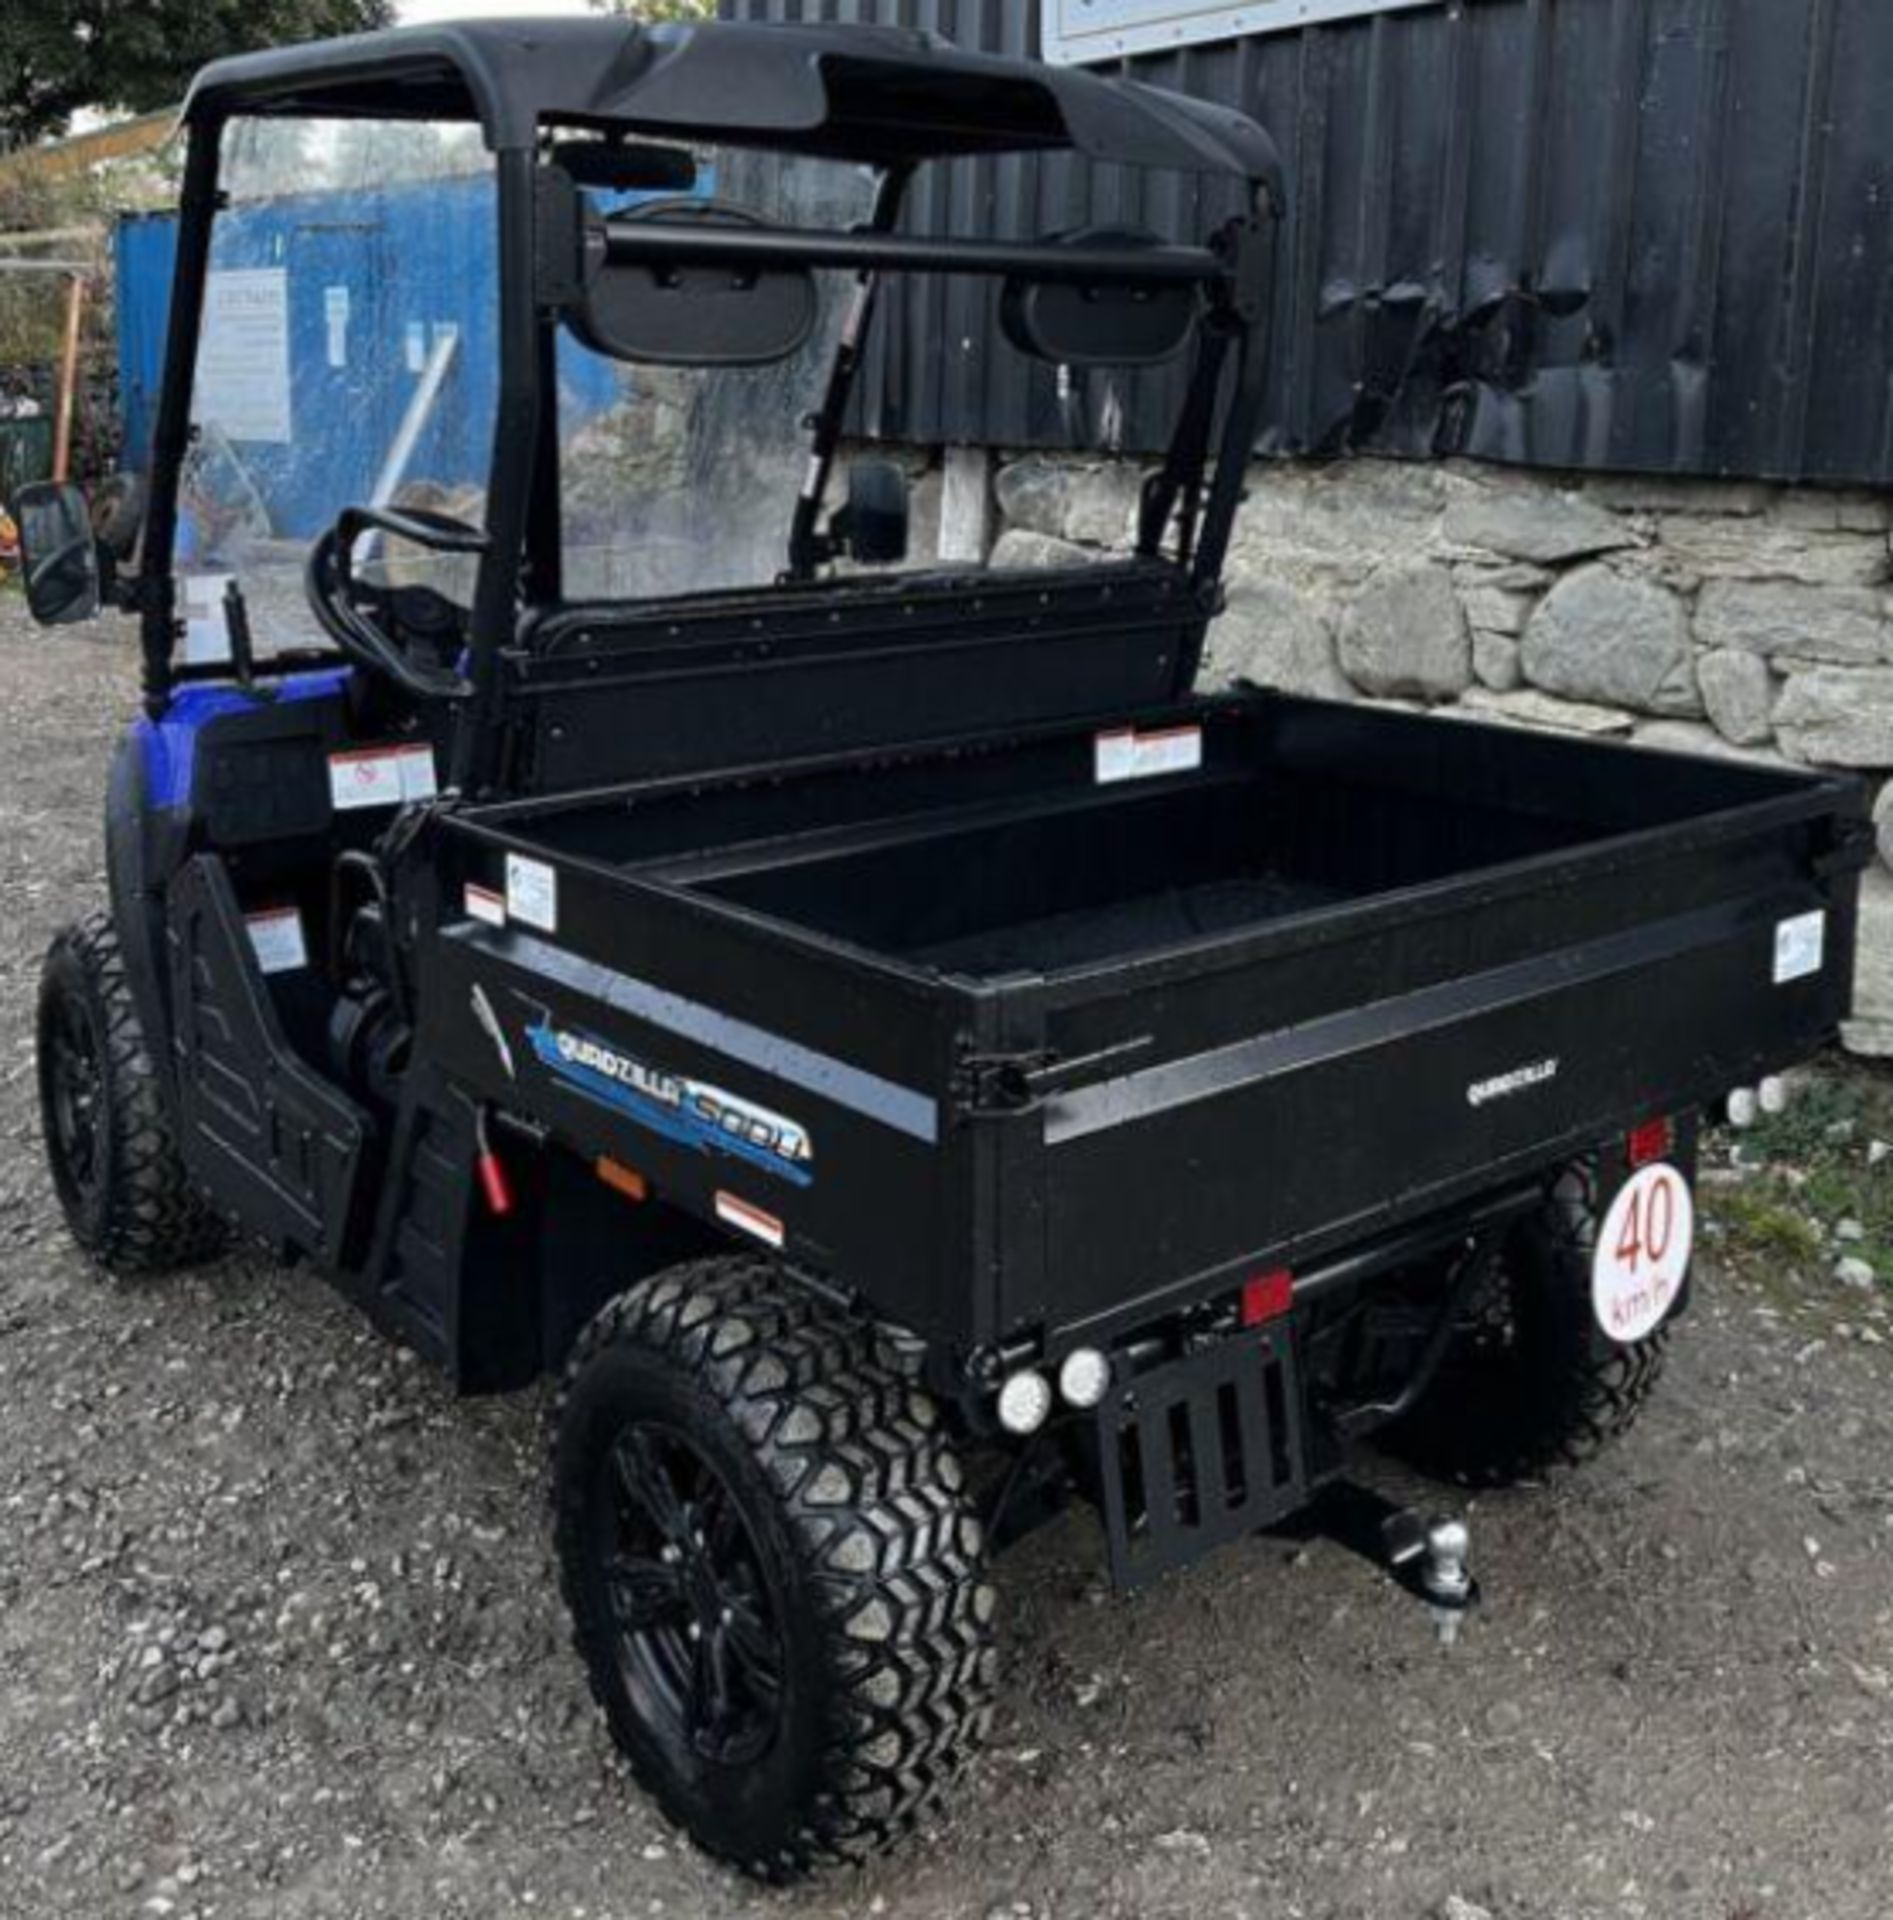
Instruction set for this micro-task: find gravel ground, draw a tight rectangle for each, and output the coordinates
[2,601,1891,1920]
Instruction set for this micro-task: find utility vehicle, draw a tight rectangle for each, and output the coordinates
[15,17,1873,1880]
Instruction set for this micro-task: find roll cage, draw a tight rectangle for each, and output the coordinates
[137,19,1282,796]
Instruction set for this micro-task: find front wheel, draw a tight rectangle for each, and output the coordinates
[552,1257,995,1880]
[37,913,226,1275]
[1383,1164,1672,1488]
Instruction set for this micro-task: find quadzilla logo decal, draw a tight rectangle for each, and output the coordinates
[1466,1057,1560,1108]
[526,1019,814,1187]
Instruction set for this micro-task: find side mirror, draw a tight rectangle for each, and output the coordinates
[13,481,101,627]
[837,461,909,567]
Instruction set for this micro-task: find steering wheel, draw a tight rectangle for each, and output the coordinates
[305,503,488,700]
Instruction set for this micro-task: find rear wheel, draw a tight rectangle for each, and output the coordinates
[553,1257,995,1880]
[37,913,226,1274]
[1384,1165,1671,1488]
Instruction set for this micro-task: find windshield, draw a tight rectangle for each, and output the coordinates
[172,118,495,660]
[555,148,877,601]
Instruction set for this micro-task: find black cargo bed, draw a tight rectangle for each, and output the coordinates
[440,690,1867,1351]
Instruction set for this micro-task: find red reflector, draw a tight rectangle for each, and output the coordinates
[476,1150,514,1217]
[1240,1268,1294,1327]
[1626,1117,1674,1169]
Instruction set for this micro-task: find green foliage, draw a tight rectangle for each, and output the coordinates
[0,0,396,151]
[1700,1059,1893,1312]
[605,0,719,20]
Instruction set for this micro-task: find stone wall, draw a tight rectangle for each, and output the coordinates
[981,451,1893,1055]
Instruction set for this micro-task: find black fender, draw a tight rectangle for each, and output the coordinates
[102,727,190,1102]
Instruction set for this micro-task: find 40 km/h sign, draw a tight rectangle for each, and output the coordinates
[1041,0,1438,67]
[1592,1162,1695,1347]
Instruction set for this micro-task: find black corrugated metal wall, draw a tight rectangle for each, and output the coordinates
[720,0,1893,486]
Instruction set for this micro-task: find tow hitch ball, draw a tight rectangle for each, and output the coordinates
[1384,1510,1479,1646]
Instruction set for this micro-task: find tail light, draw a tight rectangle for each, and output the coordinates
[1626,1117,1674,1168]
[1240,1268,1294,1327]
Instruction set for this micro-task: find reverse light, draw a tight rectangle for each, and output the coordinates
[1056,1347,1112,1410]
[1240,1268,1294,1328]
[996,1369,1053,1436]
[1626,1117,1674,1169]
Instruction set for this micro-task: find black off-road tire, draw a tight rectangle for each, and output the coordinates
[552,1256,996,1880]
[36,913,226,1275]
[1384,1164,1671,1488]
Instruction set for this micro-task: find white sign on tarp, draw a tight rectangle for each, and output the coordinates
[198,267,292,443]
[1042,0,1435,66]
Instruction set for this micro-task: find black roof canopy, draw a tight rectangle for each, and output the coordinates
[182,17,1279,186]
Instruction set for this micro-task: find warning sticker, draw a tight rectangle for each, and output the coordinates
[245,905,308,975]
[329,743,438,812]
[1773,910,1826,985]
[1095,724,1204,785]
[505,853,558,933]
[1592,1161,1694,1346]
[715,1191,785,1250]
[464,883,506,929]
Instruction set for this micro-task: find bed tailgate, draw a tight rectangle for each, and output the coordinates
[1017,810,1868,1335]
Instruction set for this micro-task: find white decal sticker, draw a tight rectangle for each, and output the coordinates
[1773,910,1825,985]
[181,572,235,667]
[396,743,437,802]
[716,1191,785,1250]
[199,267,292,443]
[327,743,437,812]
[1593,1162,1694,1346]
[1095,724,1204,785]
[324,285,350,369]
[505,854,559,934]
[245,905,307,975]
[464,883,506,928]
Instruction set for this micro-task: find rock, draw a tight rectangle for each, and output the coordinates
[1521,565,1700,715]
[1694,581,1885,667]
[135,1663,179,1707]
[1472,631,1523,691]
[1842,866,1893,1058]
[1458,687,1635,735]
[995,459,1142,548]
[987,529,1105,571]
[1436,1899,1495,1920]
[1696,648,1777,746]
[1773,668,1893,768]
[1203,576,1351,700]
[209,1697,243,1731]
[1460,583,1535,638]
[1586,476,1774,516]
[1835,1257,1877,1291]
[1835,1219,1866,1244]
[1871,1139,1891,1168]
[1063,465,1145,548]
[1337,564,1471,702]
[1874,780,1893,869]
[1443,487,1635,564]
[1629,719,1787,764]
[1656,518,1890,589]
[994,458,1070,539]
[1774,490,1891,534]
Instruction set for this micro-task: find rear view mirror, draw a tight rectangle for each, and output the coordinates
[13,481,101,627]
[838,462,909,567]
[572,203,818,368]
[550,139,698,195]
[1002,225,1201,367]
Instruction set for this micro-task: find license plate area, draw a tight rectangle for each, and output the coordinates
[1097,1324,1308,1590]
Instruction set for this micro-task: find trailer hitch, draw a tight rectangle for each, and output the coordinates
[1284,1481,1481,1646]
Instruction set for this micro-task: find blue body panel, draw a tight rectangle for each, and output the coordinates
[136,668,352,810]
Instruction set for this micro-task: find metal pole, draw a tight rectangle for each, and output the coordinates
[51,272,86,483]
